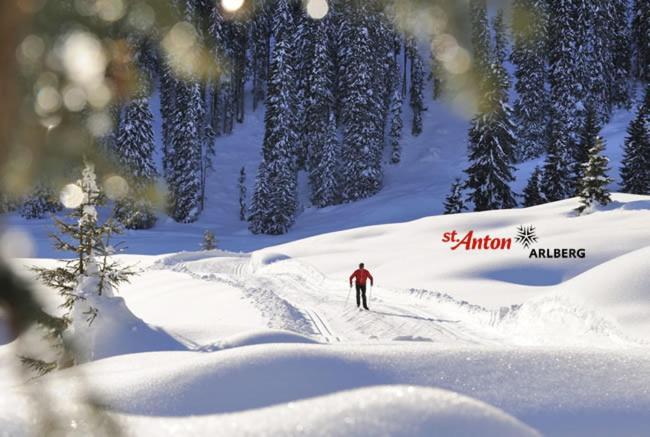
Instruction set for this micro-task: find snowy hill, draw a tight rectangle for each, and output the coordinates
[3,193,650,436]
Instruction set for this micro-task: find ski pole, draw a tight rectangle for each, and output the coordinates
[345,285,352,306]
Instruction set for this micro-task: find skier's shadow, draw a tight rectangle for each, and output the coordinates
[371,310,459,324]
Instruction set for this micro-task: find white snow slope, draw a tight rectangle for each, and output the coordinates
[2,194,650,436]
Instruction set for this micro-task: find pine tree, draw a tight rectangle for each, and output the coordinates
[201,230,217,250]
[443,179,467,214]
[511,0,549,160]
[311,111,340,207]
[338,3,384,202]
[113,84,157,230]
[249,0,298,235]
[541,124,573,202]
[24,162,134,375]
[606,0,632,109]
[523,166,545,207]
[429,42,444,100]
[470,0,491,75]
[167,78,203,223]
[576,137,612,214]
[632,0,650,82]
[620,87,650,194]
[20,183,61,219]
[251,0,270,111]
[464,62,517,211]
[305,17,336,204]
[389,86,403,164]
[160,56,177,182]
[239,166,247,221]
[573,105,599,194]
[546,0,586,192]
[410,49,425,136]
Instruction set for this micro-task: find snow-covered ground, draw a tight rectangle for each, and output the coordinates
[2,193,650,436]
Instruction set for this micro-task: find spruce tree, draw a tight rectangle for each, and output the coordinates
[464,62,517,211]
[239,166,247,221]
[576,137,612,214]
[606,0,632,109]
[443,179,467,214]
[523,166,545,207]
[338,3,384,202]
[573,105,599,194]
[167,78,203,223]
[305,18,336,204]
[20,183,61,219]
[470,0,490,75]
[410,50,425,136]
[389,87,404,164]
[541,124,573,202]
[113,85,157,230]
[311,111,340,207]
[511,0,549,160]
[620,88,650,194]
[547,0,586,192]
[632,0,650,82]
[249,0,298,234]
[24,162,133,375]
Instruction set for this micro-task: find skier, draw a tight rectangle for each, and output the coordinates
[349,263,373,310]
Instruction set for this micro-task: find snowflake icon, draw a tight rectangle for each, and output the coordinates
[515,225,538,248]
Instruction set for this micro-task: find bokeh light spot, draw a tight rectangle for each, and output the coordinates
[222,0,244,13]
[306,0,329,20]
[60,183,85,209]
[104,175,129,200]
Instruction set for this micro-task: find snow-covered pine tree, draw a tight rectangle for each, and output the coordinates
[311,111,340,207]
[511,0,549,160]
[632,0,650,82]
[24,162,133,375]
[573,105,599,195]
[620,87,650,194]
[20,183,61,219]
[305,17,336,205]
[239,166,247,221]
[249,0,298,234]
[409,47,425,136]
[160,58,177,182]
[546,0,586,191]
[464,62,517,211]
[429,42,444,100]
[167,78,203,223]
[113,79,157,230]
[576,136,612,214]
[540,122,573,202]
[389,86,404,164]
[201,230,217,250]
[338,3,383,202]
[251,0,270,111]
[443,179,467,214]
[605,0,632,109]
[470,0,491,75]
[523,166,545,207]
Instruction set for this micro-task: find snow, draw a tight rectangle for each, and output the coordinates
[1,54,648,437]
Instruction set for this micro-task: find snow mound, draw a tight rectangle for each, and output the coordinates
[153,250,242,268]
[202,329,318,351]
[69,294,185,361]
[560,246,650,340]
[119,385,540,437]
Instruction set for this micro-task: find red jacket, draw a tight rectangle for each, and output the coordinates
[350,269,373,286]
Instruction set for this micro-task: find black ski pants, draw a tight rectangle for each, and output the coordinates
[356,283,368,309]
